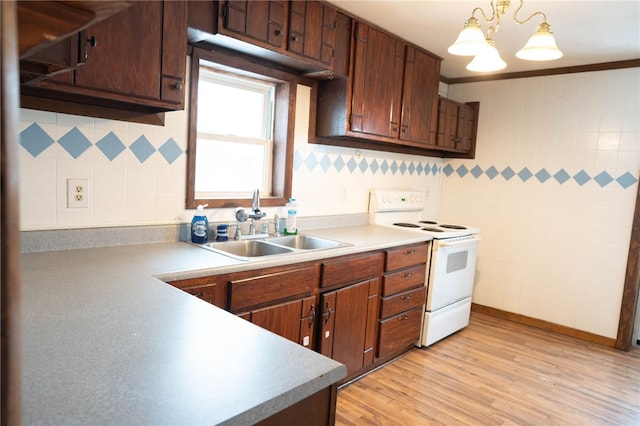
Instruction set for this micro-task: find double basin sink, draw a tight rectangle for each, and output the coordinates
[199,234,350,261]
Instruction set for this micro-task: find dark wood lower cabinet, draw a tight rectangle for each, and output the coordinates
[167,247,425,389]
[257,385,338,426]
[319,278,379,380]
[246,296,317,348]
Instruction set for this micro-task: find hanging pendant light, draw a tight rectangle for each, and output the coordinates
[448,17,486,56]
[466,38,507,72]
[516,22,563,61]
[447,0,563,72]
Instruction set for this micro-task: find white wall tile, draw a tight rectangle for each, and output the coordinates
[443,68,639,339]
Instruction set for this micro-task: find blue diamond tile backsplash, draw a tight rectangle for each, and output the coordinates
[20,123,638,189]
[20,124,185,164]
[443,162,637,189]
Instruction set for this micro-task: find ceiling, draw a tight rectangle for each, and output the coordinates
[326,0,640,79]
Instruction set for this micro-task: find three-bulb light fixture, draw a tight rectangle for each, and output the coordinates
[448,0,563,72]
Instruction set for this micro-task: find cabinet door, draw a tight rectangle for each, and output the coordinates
[75,2,162,99]
[299,296,317,348]
[350,22,404,139]
[251,299,303,343]
[161,0,187,106]
[288,1,336,66]
[221,1,285,48]
[400,47,440,146]
[319,279,377,376]
[436,97,459,149]
[456,102,477,153]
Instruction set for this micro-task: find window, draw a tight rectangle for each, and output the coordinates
[186,47,299,209]
[195,69,275,198]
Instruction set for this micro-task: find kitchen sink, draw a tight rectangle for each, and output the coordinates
[265,235,345,250]
[198,234,349,260]
[201,240,294,260]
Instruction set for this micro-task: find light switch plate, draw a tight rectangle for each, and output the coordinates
[67,178,89,208]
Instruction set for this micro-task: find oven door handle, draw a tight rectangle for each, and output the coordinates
[436,235,481,247]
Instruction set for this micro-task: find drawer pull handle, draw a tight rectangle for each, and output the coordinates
[195,291,205,298]
[404,249,416,255]
[309,305,316,327]
[399,315,409,321]
[402,272,414,278]
[400,295,412,300]
[323,302,331,324]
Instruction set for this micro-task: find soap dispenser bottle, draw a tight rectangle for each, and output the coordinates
[191,204,209,243]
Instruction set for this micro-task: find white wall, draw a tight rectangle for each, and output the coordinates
[441,68,640,339]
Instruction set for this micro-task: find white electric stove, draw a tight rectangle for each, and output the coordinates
[369,189,480,346]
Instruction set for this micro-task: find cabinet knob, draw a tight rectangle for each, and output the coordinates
[291,35,300,42]
[275,29,283,36]
[398,315,409,321]
[172,82,183,91]
[87,36,97,48]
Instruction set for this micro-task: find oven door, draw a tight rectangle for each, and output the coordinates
[425,236,479,311]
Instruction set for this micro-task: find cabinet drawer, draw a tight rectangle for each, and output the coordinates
[382,264,425,297]
[385,243,429,271]
[379,286,426,319]
[321,252,383,288]
[168,275,228,309]
[229,265,318,312]
[377,306,423,357]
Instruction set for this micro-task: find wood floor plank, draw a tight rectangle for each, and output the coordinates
[336,312,640,425]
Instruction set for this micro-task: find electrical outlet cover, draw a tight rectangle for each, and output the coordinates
[67,178,89,208]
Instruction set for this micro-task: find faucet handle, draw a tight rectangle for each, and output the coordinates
[231,223,242,240]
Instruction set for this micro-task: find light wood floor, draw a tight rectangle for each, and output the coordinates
[336,312,640,425]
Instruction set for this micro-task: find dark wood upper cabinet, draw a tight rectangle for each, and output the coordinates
[314,21,446,156]
[188,1,351,77]
[222,1,286,48]
[20,0,187,124]
[399,46,440,147]
[349,22,405,139]
[436,97,480,158]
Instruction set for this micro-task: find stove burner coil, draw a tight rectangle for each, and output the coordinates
[419,220,438,225]
[422,227,444,232]
[393,223,421,228]
[439,224,466,229]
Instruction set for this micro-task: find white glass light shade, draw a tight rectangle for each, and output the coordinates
[466,39,507,72]
[448,17,486,56]
[516,22,563,61]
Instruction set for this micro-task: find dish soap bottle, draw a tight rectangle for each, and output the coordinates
[191,204,209,243]
[284,198,298,235]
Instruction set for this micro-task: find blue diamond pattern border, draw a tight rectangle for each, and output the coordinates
[16,122,639,191]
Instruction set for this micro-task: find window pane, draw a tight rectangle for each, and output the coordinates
[195,138,267,195]
[197,70,273,139]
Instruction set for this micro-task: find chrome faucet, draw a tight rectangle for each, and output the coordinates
[248,188,267,220]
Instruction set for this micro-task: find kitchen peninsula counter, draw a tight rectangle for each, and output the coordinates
[21,225,430,425]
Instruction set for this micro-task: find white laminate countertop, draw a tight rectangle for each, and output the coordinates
[20,225,430,425]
